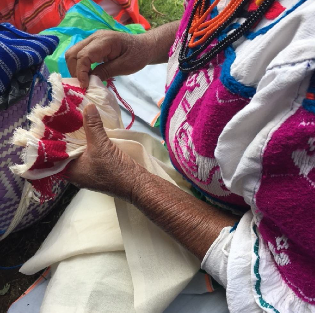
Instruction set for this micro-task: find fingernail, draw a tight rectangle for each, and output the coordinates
[86,104,99,116]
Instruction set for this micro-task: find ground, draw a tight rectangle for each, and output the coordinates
[140,0,184,28]
[0,0,183,312]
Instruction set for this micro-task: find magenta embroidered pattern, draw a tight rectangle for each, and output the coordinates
[166,49,250,210]
[256,103,315,303]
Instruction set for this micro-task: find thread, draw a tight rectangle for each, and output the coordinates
[107,78,135,129]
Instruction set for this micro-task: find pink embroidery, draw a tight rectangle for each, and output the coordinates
[174,122,221,185]
[181,98,192,113]
[165,50,250,209]
[256,107,315,303]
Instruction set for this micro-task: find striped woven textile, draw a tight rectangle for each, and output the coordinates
[0,0,150,33]
[0,63,67,237]
[113,0,150,29]
[0,23,58,95]
[0,0,80,34]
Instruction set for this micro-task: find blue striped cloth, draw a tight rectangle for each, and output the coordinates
[0,23,59,95]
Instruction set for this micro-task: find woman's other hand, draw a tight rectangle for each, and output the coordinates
[65,30,153,89]
[66,103,145,201]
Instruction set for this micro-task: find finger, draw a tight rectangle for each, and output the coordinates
[91,62,114,82]
[83,104,108,147]
[76,41,114,89]
[65,36,94,78]
[92,53,135,81]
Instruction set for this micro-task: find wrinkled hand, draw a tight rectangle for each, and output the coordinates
[66,104,146,202]
[65,30,153,88]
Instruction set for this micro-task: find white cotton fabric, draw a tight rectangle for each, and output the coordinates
[217,0,315,202]
[21,118,199,313]
[201,227,234,288]
[231,0,315,86]
[202,211,261,312]
[40,253,135,313]
[20,190,124,272]
[218,59,313,203]
[226,211,261,313]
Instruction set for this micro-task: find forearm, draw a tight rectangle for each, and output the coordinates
[68,104,238,261]
[141,21,180,65]
[132,171,239,260]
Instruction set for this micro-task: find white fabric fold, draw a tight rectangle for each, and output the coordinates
[40,252,135,313]
[201,226,234,288]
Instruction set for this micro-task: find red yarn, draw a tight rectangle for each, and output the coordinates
[31,167,69,203]
[27,83,86,199]
[42,94,84,133]
[43,126,64,141]
[107,78,135,129]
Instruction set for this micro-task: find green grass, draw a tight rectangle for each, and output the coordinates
[139,0,184,28]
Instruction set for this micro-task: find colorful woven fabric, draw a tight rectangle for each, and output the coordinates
[10,74,123,200]
[0,0,150,34]
[40,0,145,78]
[0,0,80,34]
[0,23,58,95]
[0,63,66,237]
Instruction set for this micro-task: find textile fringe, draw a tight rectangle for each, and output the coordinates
[31,168,68,202]
[10,73,126,201]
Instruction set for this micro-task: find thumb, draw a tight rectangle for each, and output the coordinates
[83,104,108,147]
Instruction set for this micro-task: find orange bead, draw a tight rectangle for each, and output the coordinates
[188,0,249,48]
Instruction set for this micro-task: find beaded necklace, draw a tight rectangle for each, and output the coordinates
[179,0,277,72]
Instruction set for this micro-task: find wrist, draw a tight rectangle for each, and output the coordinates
[138,21,180,65]
[130,166,154,205]
[137,32,157,65]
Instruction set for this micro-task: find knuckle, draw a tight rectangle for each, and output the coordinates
[65,50,77,63]
[100,66,111,80]
[95,30,105,37]
[93,65,111,81]
[77,50,87,60]
[86,117,104,129]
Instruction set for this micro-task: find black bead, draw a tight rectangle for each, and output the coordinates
[179,0,277,72]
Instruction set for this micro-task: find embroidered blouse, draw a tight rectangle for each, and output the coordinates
[161,0,315,311]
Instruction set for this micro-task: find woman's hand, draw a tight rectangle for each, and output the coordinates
[65,21,180,89]
[66,104,145,202]
[65,30,153,89]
